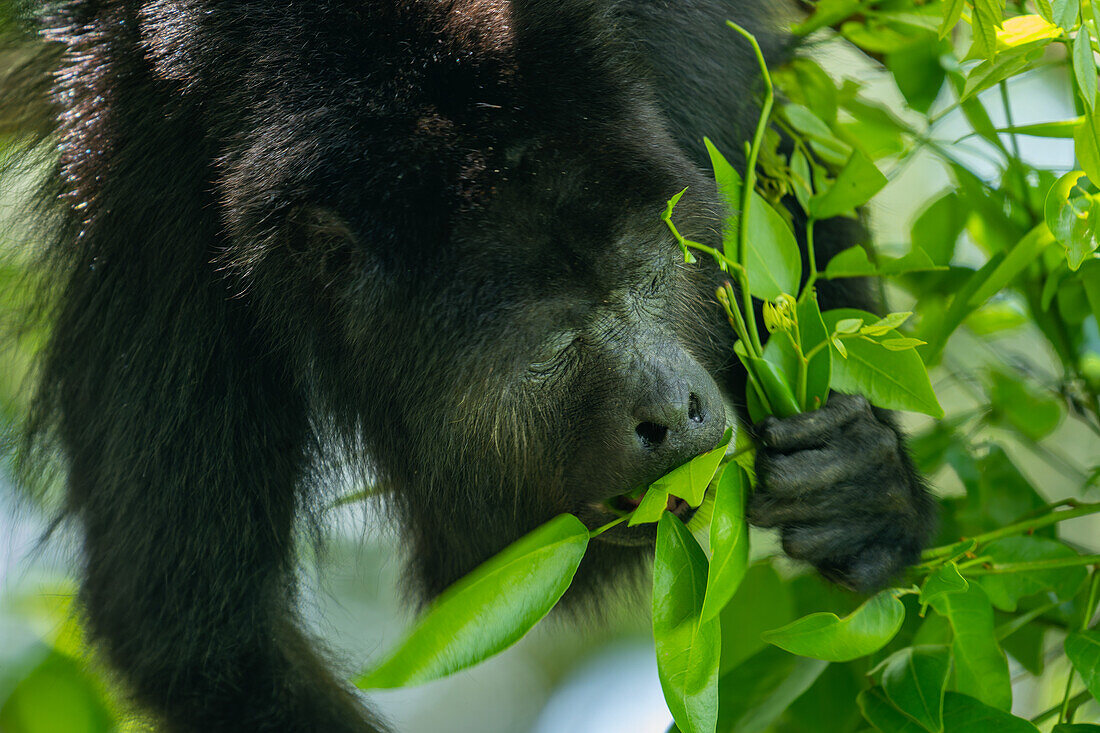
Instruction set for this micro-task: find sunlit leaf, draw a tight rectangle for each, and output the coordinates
[1075,26,1097,110]
[744,193,802,300]
[653,513,720,733]
[358,514,589,688]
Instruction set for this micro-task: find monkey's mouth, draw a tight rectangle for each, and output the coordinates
[604,489,687,515]
[586,489,694,546]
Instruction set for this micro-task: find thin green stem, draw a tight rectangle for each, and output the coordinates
[1033,691,1092,724]
[727,19,772,358]
[962,555,1100,575]
[801,218,818,303]
[921,502,1100,560]
[589,514,629,538]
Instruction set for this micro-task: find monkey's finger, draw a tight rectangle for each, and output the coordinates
[756,394,870,451]
[747,489,855,527]
[754,446,860,497]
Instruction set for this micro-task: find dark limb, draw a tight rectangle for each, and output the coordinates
[749,395,937,591]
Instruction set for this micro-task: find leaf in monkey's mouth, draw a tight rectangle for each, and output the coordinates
[606,487,685,515]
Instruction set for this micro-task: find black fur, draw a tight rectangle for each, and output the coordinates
[4,1,935,731]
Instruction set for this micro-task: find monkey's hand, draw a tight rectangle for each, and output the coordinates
[748,394,936,592]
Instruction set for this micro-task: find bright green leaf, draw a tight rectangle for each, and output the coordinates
[700,465,749,622]
[977,537,1087,611]
[761,589,905,662]
[744,192,802,300]
[1076,26,1098,110]
[651,427,733,508]
[653,512,720,733]
[823,309,944,417]
[358,514,589,688]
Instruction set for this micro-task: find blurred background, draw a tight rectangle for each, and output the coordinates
[2,6,1100,733]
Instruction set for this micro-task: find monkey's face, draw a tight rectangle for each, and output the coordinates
[215,3,735,598]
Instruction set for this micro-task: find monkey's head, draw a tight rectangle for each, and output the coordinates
[193,2,733,598]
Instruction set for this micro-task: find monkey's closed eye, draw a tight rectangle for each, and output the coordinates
[527,330,581,377]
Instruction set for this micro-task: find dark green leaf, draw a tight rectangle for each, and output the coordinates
[875,645,951,733]
[358,514,589,688]
[1054,725,1100,732]
[762,589,905,662]
[941,692,1039,731]
[858,686,928,733]
[716,646,828,733]
[700,465,750,622]
[718,562,795,674]
[654,513,720,733]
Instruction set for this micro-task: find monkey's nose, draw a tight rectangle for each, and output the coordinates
[630,356,726,471]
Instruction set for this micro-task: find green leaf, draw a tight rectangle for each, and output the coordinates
[1075,116,1100,185]
[651,427,733,508]
[740,344,802,423]
[744,192,802,300]
[706,137,744,253]
[1054,725,1100,732]
[761,589,905,662]
[653,512,720,733]
[919,561,969,606]
[970,0,1006,60]
[718,562,794,674]
[886,38,948,114]
[357,514,589,688]
[1065,629,1100,702]
[995,117,1085,137]
[1044,171,1100,270]
[940,0,966,38]
[966,224,1055,306]
[1053,0,1079,31]
[927,585,1012,710]
[700,465,749,622]
[988,369,1064,440]
[1076,26,1098,110]
[758,295,832,412]
[823,246,944,279]
[810,150,889,219]
[823,309,944,417]
[912,192,965,265]
[630,484,674,525]
[858,686,929,732]
[941,692,1039,731]
[717,646,828,733]
[997,13,1062,47]
[876,645,951,733]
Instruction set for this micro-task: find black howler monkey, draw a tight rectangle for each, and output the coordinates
[3,0,936,730]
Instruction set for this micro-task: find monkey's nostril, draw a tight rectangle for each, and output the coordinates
[636,421,669,449]
[688,392,704,423]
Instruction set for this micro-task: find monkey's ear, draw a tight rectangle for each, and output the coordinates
[284,205,358,277]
